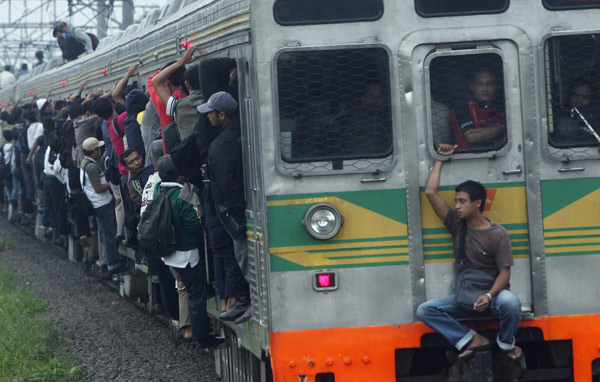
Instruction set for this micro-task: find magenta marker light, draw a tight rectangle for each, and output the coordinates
[313,271,338,292]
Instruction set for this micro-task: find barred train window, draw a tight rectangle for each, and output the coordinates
[415,0,509,17]
[544,34,600,149]
[543,0,600,10]
[273,0,383,26]
[277,48,393,165]
[428,53,506,154]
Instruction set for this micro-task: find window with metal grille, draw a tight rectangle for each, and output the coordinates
[543,0,600,11]
[544,34,600,151]
[415,0,509,18]
[276,47,393,171]
[427,52,507,154]
[273,0,383,26]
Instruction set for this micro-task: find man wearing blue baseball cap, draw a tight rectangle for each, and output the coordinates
[197,91,252,324]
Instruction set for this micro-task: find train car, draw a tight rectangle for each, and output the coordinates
[3,0,600,381]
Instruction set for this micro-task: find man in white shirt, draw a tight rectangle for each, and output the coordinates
[80,137,127,279]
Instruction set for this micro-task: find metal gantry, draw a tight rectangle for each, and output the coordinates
[0,0,155,69]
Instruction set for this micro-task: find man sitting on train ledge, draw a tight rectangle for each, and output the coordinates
[449,70,506,151]
[417,143,525,367]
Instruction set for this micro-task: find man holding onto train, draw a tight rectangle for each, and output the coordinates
[417,143,524,364]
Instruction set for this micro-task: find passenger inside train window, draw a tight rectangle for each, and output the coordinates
[429,54,507,154]
[278,47,392,163]
[545,34,600,149]
[551,81,600,147]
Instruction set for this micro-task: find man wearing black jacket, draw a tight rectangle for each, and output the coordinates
[197,91,251,323]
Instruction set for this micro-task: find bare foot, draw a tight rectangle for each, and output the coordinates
[221,299,227,312]
[506,346,522,360]
[184,327,192,340]
[458,333,490,359]
[227,296,236,310]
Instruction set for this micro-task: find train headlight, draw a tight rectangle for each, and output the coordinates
[302,203,343,240]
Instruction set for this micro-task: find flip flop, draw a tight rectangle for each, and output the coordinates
[234,309,252,324]
[458,342,492,362]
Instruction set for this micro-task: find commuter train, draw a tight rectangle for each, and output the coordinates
[2,0,600,380]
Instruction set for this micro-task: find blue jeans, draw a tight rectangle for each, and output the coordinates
[94,200,120,269]
[417,289,521,351]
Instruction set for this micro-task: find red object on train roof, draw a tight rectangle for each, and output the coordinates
[61,81,67,87]
[29,91,34,95]
[102,69,108,75]
[182,41,192,48]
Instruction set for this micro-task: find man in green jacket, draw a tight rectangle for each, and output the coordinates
[156,154,224,349]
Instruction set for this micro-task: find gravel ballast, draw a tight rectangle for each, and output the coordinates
[0,217,221,382]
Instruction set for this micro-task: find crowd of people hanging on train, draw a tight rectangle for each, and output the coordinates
[0,46,247,349]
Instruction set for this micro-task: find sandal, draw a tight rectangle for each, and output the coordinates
[458,342,492,362]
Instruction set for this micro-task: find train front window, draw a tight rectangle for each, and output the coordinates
[427,52,507,154]
[276,47,393,165]
[273,0,383,26]
[544,34,600,150]
[543,0,600,10]
[415,0,509,17]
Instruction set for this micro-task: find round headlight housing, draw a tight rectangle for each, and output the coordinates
[302,203,344,240]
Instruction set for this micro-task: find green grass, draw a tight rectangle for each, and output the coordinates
[0,254,85,381]
[0,236,15,252]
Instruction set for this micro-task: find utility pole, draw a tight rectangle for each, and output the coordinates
[122,0,134,30]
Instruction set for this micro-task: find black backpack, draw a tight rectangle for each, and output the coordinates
[138,187,178,258]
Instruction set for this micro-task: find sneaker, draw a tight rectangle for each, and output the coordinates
[219,302,250,322]
[196,336,226,350]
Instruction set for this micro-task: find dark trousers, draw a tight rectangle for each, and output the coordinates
[18,152,34,213]
[177,261,209,341]
[43,175,69,235]
[147,256,179,320]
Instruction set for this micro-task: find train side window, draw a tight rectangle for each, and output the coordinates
[415,0,509,18]
[273,0,383,26]
[276,47,393,169]
[544,34,600,151]
[426,52,507,154]
[542,0,600,11]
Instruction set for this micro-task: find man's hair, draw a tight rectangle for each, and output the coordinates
[455,180,487,213]
[35,50,44,60]
[91,98,113,119]
[24,110,38,123]
[69,102,84,119]
[115,102,126,115]
[161,61,186,88]
[20,63,28,71]
[12,106,22,119]
[52,26,62,37]
[4,65,11,72]
[82,148,95,156]
[119,149,138,166]
[2,129,13,141]
[54,100,66,112]
[183,64,201,91]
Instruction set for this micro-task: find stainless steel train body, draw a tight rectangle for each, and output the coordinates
[3,0,600,380]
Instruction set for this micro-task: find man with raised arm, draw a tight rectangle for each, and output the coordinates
[417,144,524,365]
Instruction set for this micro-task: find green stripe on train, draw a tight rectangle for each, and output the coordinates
[541,178,600,218]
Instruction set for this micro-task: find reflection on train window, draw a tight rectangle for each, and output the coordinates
[273,0,383,26]
[415,0,509,17]
[428,53,507,154]
[543,0,600,10]
[544,34,600,148]
[277,48,392,164]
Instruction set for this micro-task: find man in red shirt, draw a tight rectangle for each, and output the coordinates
[147,62,187,152]
[449,70,506,151]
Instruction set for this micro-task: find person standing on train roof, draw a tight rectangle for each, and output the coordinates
[417,143,524,366]
[449,70,506,150]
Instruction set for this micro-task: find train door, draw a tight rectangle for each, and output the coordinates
[400,27,535,314]
[539,31,600,317]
